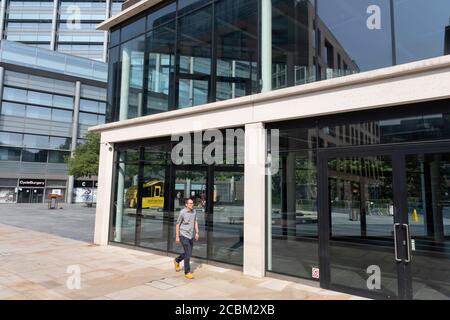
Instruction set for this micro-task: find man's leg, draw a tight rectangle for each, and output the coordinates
[175,252,185,264]
[182,237,192,274]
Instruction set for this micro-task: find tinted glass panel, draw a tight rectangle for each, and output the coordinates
[268,149,319,278]
[49,136,70,150]
[395,0,450,64]
[317,0,393,75]
[145,23,175,115]
[272,0,319,89]
[0,147,21,161]
[52,109,72,123]
[0,102,25,117]
[177,5,212,108]
[48,150,69,163]
[215,0,258,101]
[210,170,244,265]
[79,112,99,125]
[118,35,145,120]
[319,113,450,148]
[147,2,176,29]
[22,149,48,162]
[111,160,139,245]
[23,134,49,148]
[406,153,450,299]
[0,132,23,146]
[121,16,146,42]
[177,0,210,16]
[139,145,170,251]
[53,95,73,109]
[27,90,53,107]
[26,105,51,120]
[3,87,27,103]
[328,155,398,298]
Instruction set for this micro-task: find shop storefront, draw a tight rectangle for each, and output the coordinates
[0,179,68,204]
[73,180,98,203]
[0,179,17,203]
[110,132,245,266]
[266,100,450,299]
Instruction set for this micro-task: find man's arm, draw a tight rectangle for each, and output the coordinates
[195,221,199,240]
[176,223,180,243]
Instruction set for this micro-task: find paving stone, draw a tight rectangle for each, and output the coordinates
[0,220,361,300]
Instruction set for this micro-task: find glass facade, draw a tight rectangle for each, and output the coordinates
[267,99,450,299]
[0,66,107,203]
[111,129,244,266]
[5,0,126,61]
[108,0,450,122]
[108,0,260,121]
[0,1,123,204]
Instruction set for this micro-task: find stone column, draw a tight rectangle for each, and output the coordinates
[243,122,266,278]
[94,138,115,246]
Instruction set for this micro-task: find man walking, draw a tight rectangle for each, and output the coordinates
[174,198,199,279]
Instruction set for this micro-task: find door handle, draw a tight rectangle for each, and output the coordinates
[393,223,402,262]
[403,224,412,263]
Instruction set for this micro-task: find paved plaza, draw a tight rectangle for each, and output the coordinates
[0,204,364,300]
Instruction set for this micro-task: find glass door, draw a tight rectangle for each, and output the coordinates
[18,188,31,203]
[323,154,402,299]
[170,168,208,259]
[31,189,44,203]
[320,146,450,300]
[210,168,244,266]
[404,152,450,300]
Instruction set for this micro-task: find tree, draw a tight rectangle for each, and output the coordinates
[67,131,100,178]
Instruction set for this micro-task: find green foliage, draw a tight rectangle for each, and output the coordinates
[67,132,100,178]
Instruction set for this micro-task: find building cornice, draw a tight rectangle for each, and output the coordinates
[97,0,164,31]
[89,55,450,133]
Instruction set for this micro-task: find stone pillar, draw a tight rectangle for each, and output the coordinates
[67,81,81,204]
[94,138,115,246]
[261,0,272,93]
[243,122,266,278]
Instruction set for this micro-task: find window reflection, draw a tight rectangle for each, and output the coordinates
[118,35,145,120]
[112,151,139,245]
[145,23,175,115]
[319,113,450,148]
[177,6,212,108]
[215,0,258,100]
[268,148,319,279]
[395,0,450,64]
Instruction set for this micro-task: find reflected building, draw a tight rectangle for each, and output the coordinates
[0,0,124,203]
[445,21,450,55]
[92,0,450,300]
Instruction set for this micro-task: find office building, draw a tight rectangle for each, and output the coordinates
[0,0,124,203]
[91,0,450,299]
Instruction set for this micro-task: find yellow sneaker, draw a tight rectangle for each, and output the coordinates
[174,258,181,272]
[185,273,194,279]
